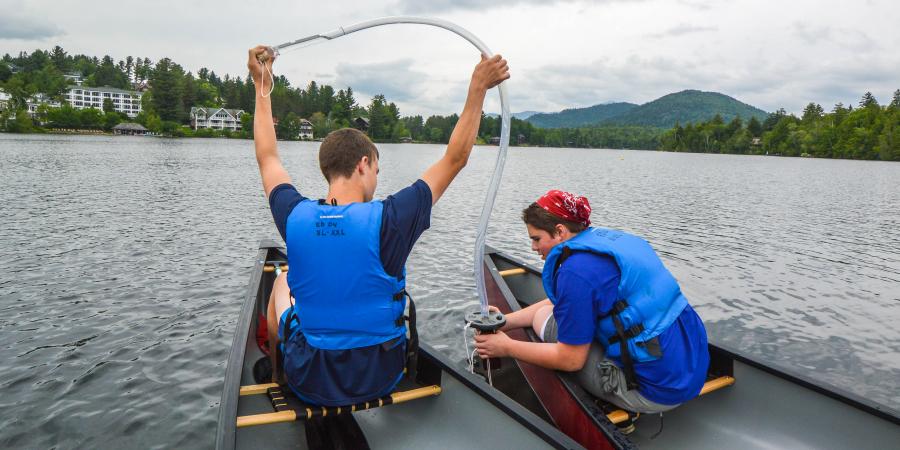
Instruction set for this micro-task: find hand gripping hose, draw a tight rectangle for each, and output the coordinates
[271,17,510,317]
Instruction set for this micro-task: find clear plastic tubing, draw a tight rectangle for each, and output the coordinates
[272,17,510,317]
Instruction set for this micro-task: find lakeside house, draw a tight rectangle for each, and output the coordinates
[112,122,149,135]
[190,106,245,131]
[299,119,313,140]
[65,86,143,118]
[0,91,9,111]
[353,117,369,133]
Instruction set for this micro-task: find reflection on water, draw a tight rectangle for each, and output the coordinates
[0,134,897,447]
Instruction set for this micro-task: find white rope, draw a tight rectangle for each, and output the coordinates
[462,321,494,387]
[260,57,276,98]
[463,322,475,373]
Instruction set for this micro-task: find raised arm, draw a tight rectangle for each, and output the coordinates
[248,46,292,198]
[421,54,510,205]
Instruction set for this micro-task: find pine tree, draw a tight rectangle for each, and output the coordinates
[747,116,763,137]
[762,108,787,131]
[181,72,197,114]
[50,46,69,73]
[125,56,134,82]
[889,89,900,110]
[801,103,824,123]
[859,91,878,109]
[367,94,387,139]
[149,58,184,122]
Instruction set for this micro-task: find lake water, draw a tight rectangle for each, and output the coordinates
[0,134,898,448]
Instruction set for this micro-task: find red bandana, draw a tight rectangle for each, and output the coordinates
[536,190,592,227]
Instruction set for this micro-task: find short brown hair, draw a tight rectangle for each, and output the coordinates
[318,128,379,182]
[522,202,587,236]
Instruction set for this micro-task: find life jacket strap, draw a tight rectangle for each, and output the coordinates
[554,246,574,273]
[393,289,419,382]
[600,299,629,319]
[611,312,640,391]
[608,323,645,344]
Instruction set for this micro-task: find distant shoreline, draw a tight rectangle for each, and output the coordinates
[3,131,898,164]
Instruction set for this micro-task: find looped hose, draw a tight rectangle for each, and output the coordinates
[269,16,511,316]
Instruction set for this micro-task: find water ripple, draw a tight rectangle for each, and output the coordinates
[1,135,898,447]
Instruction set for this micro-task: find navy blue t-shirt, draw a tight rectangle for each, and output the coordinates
[553,251,710,405]
[268,180,432,405]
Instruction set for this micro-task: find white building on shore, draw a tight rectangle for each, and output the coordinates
[299,118,313,140]
[190,106,245,131]
[65,86,143,118]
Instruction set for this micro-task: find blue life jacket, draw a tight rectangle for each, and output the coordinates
[542,227,688,366]
[285,199,406,350]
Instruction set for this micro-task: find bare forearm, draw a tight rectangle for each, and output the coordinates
[445,85,486,167]
[506,340,585,372]
[254,93,277,163]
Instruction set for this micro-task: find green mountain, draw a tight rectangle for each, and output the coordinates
[526,102,638,128]
[526,90,768,129]
[603,90,768,127]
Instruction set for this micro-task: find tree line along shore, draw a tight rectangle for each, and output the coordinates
[1,47,897,161]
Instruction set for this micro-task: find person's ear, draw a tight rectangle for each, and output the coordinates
[554,224,567,239]
[358,155,369,174]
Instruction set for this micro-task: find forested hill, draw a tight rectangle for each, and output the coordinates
[527,90,768,128]
[526,102,637,128]
[604,90,768,127]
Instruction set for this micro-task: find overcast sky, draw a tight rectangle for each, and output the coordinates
[2,0,898,117]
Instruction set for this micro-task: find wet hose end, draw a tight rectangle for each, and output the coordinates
[465,310,506,333]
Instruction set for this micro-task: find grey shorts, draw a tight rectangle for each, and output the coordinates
[540,314,679,414]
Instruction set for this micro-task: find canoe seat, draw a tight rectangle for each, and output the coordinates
[606,376,735,424]
[499,268,527,277]
[236,383,442,428]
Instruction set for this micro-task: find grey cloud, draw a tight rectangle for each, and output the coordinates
[792,23,832,45]
[646,23,717,39]
[396,0,642,14]
[504,36,900,116]
[346,47,899,118]
[0,13,64,40]
[676,0,713,10]
[513,55,720,111]
[334,59,428,102]
[792,23,877,52]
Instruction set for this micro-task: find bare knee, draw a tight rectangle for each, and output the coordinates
[531,304,554,339]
